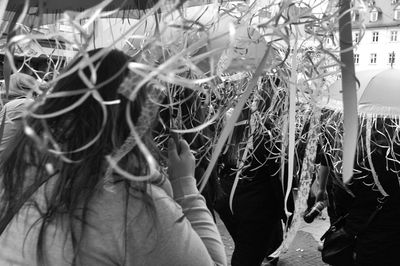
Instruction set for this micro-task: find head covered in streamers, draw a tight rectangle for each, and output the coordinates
[0,48,160,265]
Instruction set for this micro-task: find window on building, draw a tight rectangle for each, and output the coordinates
[389,52,396,64]
[354,54,360,64]
[395,6,400,20]
[372,32,379,42]
[370,53,377,64]
[370,9,378,22]
[391,31,398,41]
[354,32,360,43]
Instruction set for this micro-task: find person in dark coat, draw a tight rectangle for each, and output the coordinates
[215,105,285,266]
[318,118,400,266]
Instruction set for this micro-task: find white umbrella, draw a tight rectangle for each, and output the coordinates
[318,68,400,197]
[358,68,400,117]
[318,69,384,111]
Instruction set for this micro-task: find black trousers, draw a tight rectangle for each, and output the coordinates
[215,177,284,266]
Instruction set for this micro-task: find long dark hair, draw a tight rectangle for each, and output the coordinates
[0,49,153,264]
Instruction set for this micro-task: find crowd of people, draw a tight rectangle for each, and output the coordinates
[0,47,399,266]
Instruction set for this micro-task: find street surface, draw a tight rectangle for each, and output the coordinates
[217,210,330,266]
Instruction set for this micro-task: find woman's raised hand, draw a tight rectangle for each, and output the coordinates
[168,138,196,180]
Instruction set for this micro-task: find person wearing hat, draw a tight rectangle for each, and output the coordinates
[0,72,38,153]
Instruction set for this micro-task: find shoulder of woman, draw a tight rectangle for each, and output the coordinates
[88,182,181,223]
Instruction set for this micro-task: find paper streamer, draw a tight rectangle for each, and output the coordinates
[365,117,389,197]
[228,84,259,213]
[228,130,253,214]
[284,30,298,219]
[0,1,9,29]
[199,45,272,192]
[338,0,358,184]
[275,107,321,255]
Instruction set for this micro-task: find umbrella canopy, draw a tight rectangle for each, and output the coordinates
[318,69,384,111]
[3,0,246,27]
[317,68,400,197]
[3,0,160,25]
[358,68,400,117]
[5,0,156,11]
[0,0,161,96]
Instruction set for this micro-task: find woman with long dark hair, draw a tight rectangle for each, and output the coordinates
[0,49,226,266]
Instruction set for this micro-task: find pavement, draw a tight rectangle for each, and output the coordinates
[217,210,331,266]
[277,214,330,266]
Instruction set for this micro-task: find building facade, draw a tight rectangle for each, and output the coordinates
[352,0,400,71]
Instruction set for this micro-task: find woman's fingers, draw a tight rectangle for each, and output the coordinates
[168,138,179,161]
[178,139,191,155]
[168,138,196,179]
